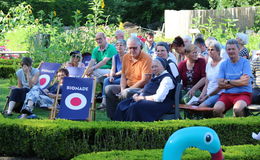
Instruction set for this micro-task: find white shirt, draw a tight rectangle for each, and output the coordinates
[168,52,177,64]
[167,57,179,78]
[206,59,224,94]
[153,71,175,102]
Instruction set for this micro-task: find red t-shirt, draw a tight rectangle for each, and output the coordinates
[178,58,206,89]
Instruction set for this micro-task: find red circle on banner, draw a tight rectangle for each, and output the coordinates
[40,78,47,85]
[70,97,81,106]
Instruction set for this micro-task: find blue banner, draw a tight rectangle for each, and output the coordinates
[66,67,85,78]
[57,77,94,120]
[39,62,61,89]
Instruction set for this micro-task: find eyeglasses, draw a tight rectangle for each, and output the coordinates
[72,55,81,58]
[128,47,138,50]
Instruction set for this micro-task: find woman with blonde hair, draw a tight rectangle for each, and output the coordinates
[178,44,206,102]
[64,51,85,68]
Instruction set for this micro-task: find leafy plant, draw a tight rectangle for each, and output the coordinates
[191,16,239,44]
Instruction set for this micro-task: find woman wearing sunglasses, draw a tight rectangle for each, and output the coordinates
[64,51,85,68]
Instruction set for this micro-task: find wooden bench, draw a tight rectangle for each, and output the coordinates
[179,104,214,119]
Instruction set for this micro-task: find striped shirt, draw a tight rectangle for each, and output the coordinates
[251,57,260,88]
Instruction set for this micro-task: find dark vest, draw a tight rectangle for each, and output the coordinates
[142,72,176,101]
[167,59,181,83]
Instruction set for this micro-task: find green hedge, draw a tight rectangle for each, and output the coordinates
[0,59,20,65]
[0,116,259,159]
[0,59,40,79]
[0,65,16,78]
[73,144,260,160]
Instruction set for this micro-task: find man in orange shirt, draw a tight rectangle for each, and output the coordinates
[103,36,152,119]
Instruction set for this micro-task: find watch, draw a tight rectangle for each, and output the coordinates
[227,79,231,84]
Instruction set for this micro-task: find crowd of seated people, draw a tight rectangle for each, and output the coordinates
[3,29,260,121]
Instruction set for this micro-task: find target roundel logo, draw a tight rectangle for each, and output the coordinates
[39,74,50,89]
[65,93,87,110]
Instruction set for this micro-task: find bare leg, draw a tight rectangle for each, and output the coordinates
[213,101,225,117]
[7,101,16,114]
[233,100,247,117]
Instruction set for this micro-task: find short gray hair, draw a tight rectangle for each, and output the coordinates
[115,30,124,35]
[127,36,143,48]
[236,33,248,45]
[116,39,126,46]
[208,40,221,52]
[182,35,192,42]
[205,37,217,47]
[226,39,240,49]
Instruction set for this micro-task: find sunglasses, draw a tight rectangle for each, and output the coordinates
[72,55,81,58]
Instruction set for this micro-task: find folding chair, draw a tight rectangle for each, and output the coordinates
[38,62,62,89]
[159,83,182,120]
[2,62,61,113]
[50,77,97,121]
[66,67,85,78]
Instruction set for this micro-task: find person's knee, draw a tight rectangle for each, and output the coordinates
[213,101,225,113]
[233,100,247,114]
[105,85,113,95]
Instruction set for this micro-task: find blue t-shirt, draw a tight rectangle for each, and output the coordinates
[218,57,253,93]
[114,54,122,73]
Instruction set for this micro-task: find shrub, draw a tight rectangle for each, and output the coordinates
[0,116,259,159]
[0,59,40,79]
[0,65,16,78]
[72,145,260,160]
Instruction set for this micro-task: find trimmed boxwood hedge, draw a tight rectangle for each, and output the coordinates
[0,115,259,159]
[72,145,260,160]
[0,65,16,78]
[0,59,40,79]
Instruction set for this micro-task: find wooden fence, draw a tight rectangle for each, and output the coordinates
[165,6,259,38]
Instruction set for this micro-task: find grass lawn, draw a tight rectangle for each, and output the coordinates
[0,78,232,121]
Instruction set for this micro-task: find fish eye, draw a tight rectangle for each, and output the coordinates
[204,132,213,144]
